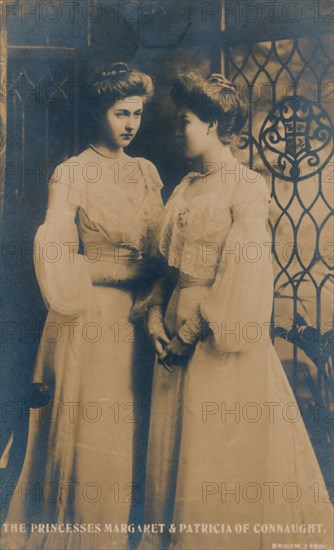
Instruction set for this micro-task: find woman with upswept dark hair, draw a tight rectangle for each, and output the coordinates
[139,73,333,550]
[2,63,164,550]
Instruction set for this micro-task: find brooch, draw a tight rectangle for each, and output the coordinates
[176,206,190,229]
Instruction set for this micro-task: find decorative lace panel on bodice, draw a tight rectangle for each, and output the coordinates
[159,179,233,280]
[159,168,271,280]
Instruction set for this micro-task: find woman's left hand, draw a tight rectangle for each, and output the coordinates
[165,335,193,366]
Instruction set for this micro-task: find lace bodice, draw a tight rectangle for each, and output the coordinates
[34,150,164,316]
[159,167,270,283]
[51,151,164,258]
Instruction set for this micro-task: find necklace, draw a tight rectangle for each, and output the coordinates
[89,143,124,159]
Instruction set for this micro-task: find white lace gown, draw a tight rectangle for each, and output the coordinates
[139,167,334,550]
[1,149,164,550]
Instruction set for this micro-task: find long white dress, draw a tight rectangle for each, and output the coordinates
[1,149,164,550]
[139,166,334,550]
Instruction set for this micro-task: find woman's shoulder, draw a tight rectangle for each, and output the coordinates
[48,154,88,211]
[167,175,192,201]
[48,154,81,185]
[50,148,115,186]
[134,156,158,173]
[134,156,164,190]
[234,167,271,205]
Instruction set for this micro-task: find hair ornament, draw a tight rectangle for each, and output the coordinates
[89,63,154,110]
[101,62,130,78]
[208,74,236,93]
[92,63,130,95]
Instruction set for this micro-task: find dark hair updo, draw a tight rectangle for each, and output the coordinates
[90,62,154,118]
[171,73,248,144]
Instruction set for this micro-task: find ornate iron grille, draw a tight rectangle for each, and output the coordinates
[224,33,333,445]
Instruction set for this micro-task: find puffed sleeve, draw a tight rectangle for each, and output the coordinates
[178,177,274,353]
[34,161,93,316]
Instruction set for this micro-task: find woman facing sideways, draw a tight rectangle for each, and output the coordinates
[2,63,164,550]
[139,73,333,550]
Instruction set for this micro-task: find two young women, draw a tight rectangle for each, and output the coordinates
[3,64,333,549]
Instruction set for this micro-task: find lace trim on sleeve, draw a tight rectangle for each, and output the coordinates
[178,307,204,345]
[147,305,164,336]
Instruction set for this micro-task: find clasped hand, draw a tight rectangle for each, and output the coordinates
[151,329,192,371]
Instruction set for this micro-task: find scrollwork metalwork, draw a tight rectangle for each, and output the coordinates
[259,96,333,181]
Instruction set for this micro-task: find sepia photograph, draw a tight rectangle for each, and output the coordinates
[0,1,333,549]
